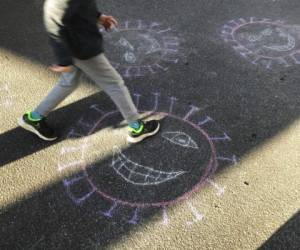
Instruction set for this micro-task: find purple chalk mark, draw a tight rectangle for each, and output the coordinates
[168,96,178,114]
[197,116,214,126]
[100,201,119,218]
[128,207,140,224]
[209,132,231,141]
[65,180,96,205]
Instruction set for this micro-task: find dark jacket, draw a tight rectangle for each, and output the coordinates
[44,0,103,66]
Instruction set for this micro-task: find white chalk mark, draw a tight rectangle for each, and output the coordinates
[157,28,172,34]
[124,21,129,29]
[77,117,94,129]
[183,105,200,121]
[133,93,142,110]
[206,178,226,196]
[162,207,169,226]
[152,92,160,112]
[291,51,300,64]
[118,37,135,51]
[60,145,88,155]
[168,96,178,114]
[124,52,137,63]
[162,131,199,149]
[186,202,204,225]
[217,155,238,165]
[67,129,85,138]
[112,146,185,186]
[128,208,140,224]
[154,63,168,72]
[58,160,85,172]
[89,104,105,114]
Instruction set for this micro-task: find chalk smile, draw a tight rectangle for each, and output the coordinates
[111,146,186,186]
[264,33,296,52]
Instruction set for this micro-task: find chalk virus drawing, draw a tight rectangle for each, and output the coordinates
[57,92,237,229]
[100,20,183,77]
[221,17,300,69]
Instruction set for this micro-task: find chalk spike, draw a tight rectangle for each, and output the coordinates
[187,202,204,225]
[100,201,119,218]
[64,177,96,205]
[168,96,178,114]
[217,155,238,165]
[206,178,226,196]
[58,160,85,172]
[128,208,140,225]
[197,116,214,126]
[183,105,200,121]
[209,132,231,141]
[162,206,169,226]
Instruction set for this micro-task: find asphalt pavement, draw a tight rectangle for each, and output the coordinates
[0,0,299,249]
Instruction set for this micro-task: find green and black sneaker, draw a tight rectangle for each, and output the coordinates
[18,112,58,141]
[127,120,160,143]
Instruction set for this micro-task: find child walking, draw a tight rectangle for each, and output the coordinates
[18,0,160,143]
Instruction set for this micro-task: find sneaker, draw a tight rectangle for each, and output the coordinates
[18,113,58,141]
[127,120,160,143]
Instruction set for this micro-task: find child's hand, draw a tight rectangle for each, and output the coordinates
[50,65,73,73]
[99,15,118,31]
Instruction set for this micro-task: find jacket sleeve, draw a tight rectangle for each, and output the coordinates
[49,36,73,66]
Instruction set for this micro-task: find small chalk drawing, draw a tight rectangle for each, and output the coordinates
[100,20,183,77]
[221,17,300,69]
[57,92,237,228]
[0,83,15,107]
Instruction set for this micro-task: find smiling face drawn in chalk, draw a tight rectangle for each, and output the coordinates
[101,20,182,77]
[111,131,200,186]
[236,25,296,55]
[221,17,300,69]
[83,111,216,207]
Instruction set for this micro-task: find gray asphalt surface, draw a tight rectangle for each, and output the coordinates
[0,0,299,249]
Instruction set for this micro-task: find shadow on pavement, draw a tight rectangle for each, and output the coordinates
[0,92,118,167]
[259,211,300,250]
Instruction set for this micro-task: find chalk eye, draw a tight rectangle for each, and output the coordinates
[162,132,199,149]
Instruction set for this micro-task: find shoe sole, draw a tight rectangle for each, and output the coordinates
[127,123,160,143]
[18,117,57,141]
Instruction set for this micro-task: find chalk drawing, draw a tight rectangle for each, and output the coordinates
[100,20,183,77]
[57,91,236,226]
[186,202,204,225]
[112,146,186,186]
[206,178,226,196]
[221,17,300,69]
[162,131,199,149]
[0,83,15,107]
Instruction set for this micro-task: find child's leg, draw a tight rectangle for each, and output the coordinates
[74,54,160,143]
[74,54,139,123]
[34,68,82,117]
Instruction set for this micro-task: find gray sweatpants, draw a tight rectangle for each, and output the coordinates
[34,54,139,123]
